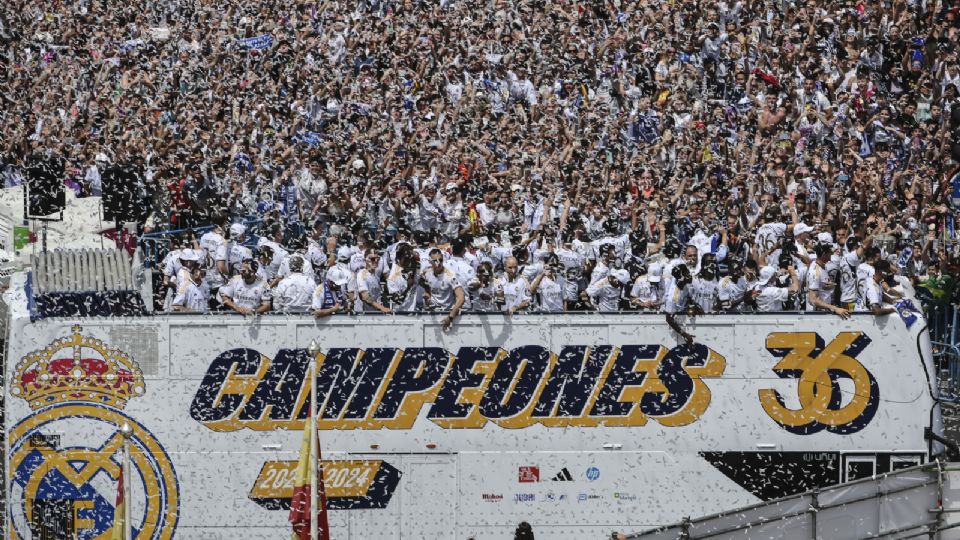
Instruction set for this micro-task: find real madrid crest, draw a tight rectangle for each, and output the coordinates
[7,326,180,539]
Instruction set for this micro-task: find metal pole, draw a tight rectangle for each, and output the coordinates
[309,359,318,540]
[120,423,133,540]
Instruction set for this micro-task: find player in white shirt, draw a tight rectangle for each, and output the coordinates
[386,244,424,312]
[447,238,477,309]
[717,259,755,312]
[467,261,501,312]
[421,248,465,329]
[629,262,663,312]
[199,222,227,266]
[219,260,272,315]
[272,256,316,312]
[256,243,290,287]
[312,265,352,317]
[586,269,629,312]
[590,244,617,284]
[857,260,896,316]
[357,250,392,314]
[528,255,570,312]
[753,265,799,312]
[497,256,531,315]
[689,263,719,313]
[216,224,253,279]
[664,264,697,345]
[172,266,208,313]
[806,243,849,318]
[837,236,868,309]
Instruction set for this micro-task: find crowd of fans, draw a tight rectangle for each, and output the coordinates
[1,0,960,326]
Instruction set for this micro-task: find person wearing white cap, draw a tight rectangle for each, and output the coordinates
[793,222,815,264]
[753,265,799,312]
[312,263,354,317]
[172,248,202,302]
[629,262,663,312]
[172,265,208,313]
[586,268,629,312]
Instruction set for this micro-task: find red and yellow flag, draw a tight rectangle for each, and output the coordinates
[289,409,329,540]
[111,469,125,540]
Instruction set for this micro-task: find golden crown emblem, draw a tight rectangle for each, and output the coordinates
[12,325,145,410]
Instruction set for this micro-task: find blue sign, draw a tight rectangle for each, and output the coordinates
[895,299,922,330]
[237,34,273,50]
[897,247,912,269]
[585,467,600,481]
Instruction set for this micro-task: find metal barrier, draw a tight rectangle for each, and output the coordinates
[137,217,263,269]
[931,304,960,404]
[626,461,958,540]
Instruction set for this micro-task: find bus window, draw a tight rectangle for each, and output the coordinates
[890,455,922,472]
[845,456,876,482]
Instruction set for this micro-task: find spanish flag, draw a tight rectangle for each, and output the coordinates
[111,469,125,540]
[289,402,329,540]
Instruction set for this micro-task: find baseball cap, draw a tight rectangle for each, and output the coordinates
[326,266,350,286]
[179,249,201,262]
[647,262,662,282]
[229,223,246,237]
[95,153,108,163]
[337,246,352,262]
[611,269,630,284]
[816,232,834,245]
[794,223,815,237]
[445,182,458,191]
[757,266,776,287]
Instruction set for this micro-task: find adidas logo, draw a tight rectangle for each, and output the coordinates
[550,468,574,481]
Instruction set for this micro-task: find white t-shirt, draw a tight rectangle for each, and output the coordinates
[356,268,384,312]
[534,275,568,312]
[586,277,623,312]
[717,276,747,311]
[662,281,690,315]
[690,277,719,313]
[756,285,790,312]
[838,251,862,304]
[630,275,662,311]
[215,242,252,276]
[856,276,883,311]
[219,276,271,311]
[386,264,423,312]
[273,273,316,312]
[199,229,226,264]
[421,267,463,310]
[468,278,500,312]
[755,222,787,253]
[500,275,531,311]
[173,280,208,312]
[806,261,835,308]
